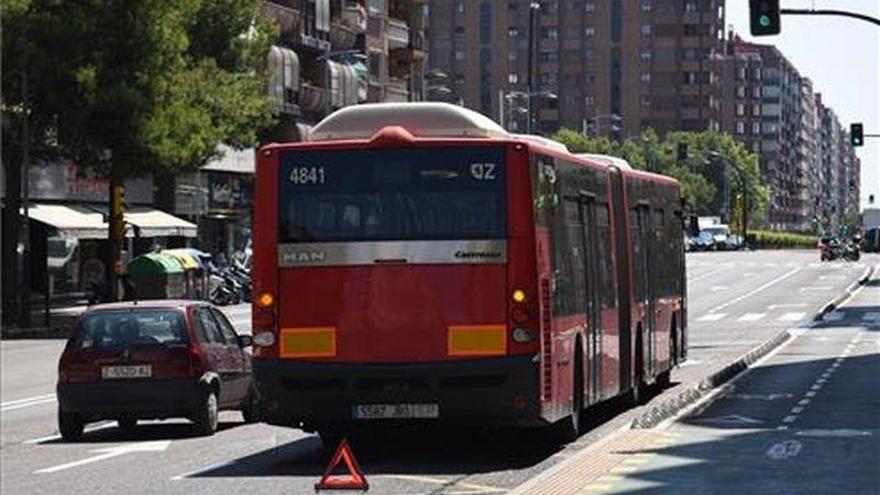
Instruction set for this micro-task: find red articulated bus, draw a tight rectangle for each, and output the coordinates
[251,103,686,443]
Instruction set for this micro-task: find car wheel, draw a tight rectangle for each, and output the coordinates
[193,389,219,436]
[118,417,138,432]
[58,409,84,442]
[241,386,262,424]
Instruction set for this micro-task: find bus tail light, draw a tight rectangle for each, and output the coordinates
[511,307,531,324]
[256,292,275,309]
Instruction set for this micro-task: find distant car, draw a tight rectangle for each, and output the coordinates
[698,226,733,250]
[56,300,259,441]
[693,230,716,251]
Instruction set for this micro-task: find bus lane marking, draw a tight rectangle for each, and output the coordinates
[737,313,766,322]
[696,313,727,322]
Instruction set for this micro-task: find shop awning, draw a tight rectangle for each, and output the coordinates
[23,204,107,239]
[24,203,197,239]
[125,208,197,238]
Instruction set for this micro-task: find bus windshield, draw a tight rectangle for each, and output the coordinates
[279,147,507,243]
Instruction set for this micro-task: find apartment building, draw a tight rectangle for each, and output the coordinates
[426,0,725,137]
[817,94,843,232]
[261,0,427,142]
[798,78,821,231]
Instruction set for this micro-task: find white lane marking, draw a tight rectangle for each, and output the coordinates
[810,384,822,391]
[726,393,793,401]
[1,396,57,412]
[778,312,806,322]
[816,378,826,384]
[23,421,116,445]
[710,286,729,292]
[687,266,730,283]
[697,313,727,322]
[790,407,805,414]
[776,425,789,431]
[767,303,808,310]
[171,460,235,481]
[796,429,873,438]
[379,475,506,494]
[694,414,764,426]
[708,267,801,314]
[782,415,798,423]
[738,313,766,322]
[800,286,833,291]
[798,399,811,406]
[805,391,817,398]
[767,440,802,460]
[34,440,171,474]
[1,393,55,407]
[818,275,847,280]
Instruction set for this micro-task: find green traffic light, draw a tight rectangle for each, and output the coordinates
[759,15,771,27]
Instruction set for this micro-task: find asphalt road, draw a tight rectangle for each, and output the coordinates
[1,250,875,495]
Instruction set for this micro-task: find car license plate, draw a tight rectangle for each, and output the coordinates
[101,365,152,379]
[352,403,439,420]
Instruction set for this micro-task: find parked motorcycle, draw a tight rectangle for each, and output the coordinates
[842,240,861,262]
[819,237,842,261]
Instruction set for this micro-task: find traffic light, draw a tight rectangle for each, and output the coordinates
[850,123,864,147]
[749,0,781,36]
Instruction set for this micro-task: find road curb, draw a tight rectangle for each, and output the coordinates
[0,325,73,340]
[814,264,875,321]
[630,329,791,429]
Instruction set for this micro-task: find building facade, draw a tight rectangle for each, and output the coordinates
[426,0,725,137]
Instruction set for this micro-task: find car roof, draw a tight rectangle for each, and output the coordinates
[83,300,209,314]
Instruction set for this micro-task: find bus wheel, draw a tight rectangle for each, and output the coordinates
[552,347,583,443]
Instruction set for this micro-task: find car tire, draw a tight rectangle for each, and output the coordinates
[241,386,262,424]
[118,417,138,432]
[193,389,219,436]
[58,409,84,442]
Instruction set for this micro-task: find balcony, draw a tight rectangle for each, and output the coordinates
[387,17,410,50]
[299,82,329,114]
[341,3,367,33]
[330,20,358,49]
[384,78,409,102]
[259,2,302,45]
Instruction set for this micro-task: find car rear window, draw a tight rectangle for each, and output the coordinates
[75,310,187,349]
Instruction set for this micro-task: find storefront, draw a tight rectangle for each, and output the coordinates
[2,158,197,311]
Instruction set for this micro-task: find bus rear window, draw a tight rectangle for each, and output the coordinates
[279,147,507,242]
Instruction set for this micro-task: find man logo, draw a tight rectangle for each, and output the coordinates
[285,251,326,263]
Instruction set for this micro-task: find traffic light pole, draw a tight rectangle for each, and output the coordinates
[781,9,880,27]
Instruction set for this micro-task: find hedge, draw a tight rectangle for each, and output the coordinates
[745,230,817,249]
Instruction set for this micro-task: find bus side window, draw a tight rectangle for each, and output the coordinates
[596,204,616,307]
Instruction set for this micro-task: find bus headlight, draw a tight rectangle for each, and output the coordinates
[253,332,276,347]
[512,327,535,343]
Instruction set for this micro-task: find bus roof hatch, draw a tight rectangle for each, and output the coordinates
[309,102,510,141]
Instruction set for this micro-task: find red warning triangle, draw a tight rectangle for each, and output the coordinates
[315,438,369,491]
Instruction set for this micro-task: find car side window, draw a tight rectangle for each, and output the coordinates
[191,309,210,344]
[209,307,240,346]
[197,308,225,344]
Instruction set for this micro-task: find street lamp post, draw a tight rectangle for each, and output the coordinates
[526,2,540,134]
[584,113,622,137]
[503,90,557,132]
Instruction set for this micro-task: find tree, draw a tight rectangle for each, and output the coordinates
[2,0,277,301]
[550,128,769,223]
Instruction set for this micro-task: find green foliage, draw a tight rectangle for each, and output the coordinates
[550,128,770,223]
[2,0,276,178]
[746,230,817,249]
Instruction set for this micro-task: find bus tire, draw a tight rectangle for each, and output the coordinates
[552,344,583,443]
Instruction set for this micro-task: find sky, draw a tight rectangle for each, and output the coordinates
[726,1,880,211]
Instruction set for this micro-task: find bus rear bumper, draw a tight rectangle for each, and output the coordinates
[254,355,543,430]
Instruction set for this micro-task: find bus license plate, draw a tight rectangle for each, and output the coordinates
[353,403,439,420]
[101,365,152,379]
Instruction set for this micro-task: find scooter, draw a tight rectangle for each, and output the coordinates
[842,241,860,262]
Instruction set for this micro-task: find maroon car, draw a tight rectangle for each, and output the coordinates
[56,300,258,441]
